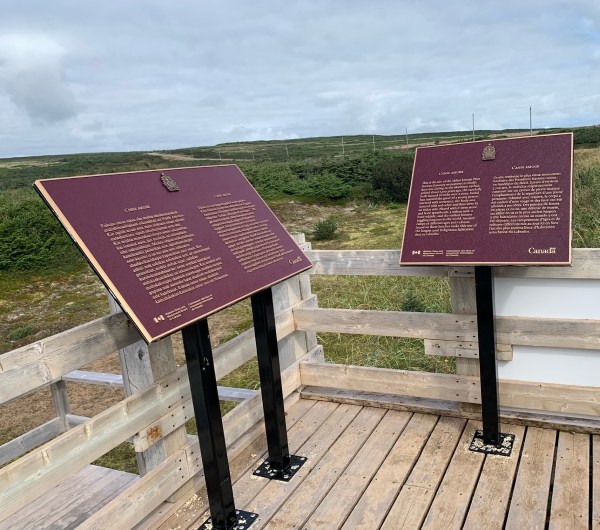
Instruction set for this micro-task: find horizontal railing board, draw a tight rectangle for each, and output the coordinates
[299,361,600,417]
[305,248,600,280]
[63,370,124,388]
[0,313,141,405]
[293,307,600,350]
[0,301,299,406]
[0,418,62,467]
[424,340,513,361]
[306,250,446,277]
[294,307,477,341]
[63,370,258,402]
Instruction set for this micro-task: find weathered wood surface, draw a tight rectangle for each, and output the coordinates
[305,249,447,277]
[548,432,589,530]
[151,399,599,530]
[0,465,137,530]
[420,420,484,529]
[300,361,600,416]
[0,418,62,467]
[463,424,526,530]
[301,385,600,435]
[424,338,513,360]
[505,427,557,530]
[293,306,600,350]
[305,248,600,279]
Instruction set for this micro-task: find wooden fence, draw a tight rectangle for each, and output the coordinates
[0,237,599,528]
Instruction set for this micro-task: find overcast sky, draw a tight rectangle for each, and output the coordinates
[1,1,599,157]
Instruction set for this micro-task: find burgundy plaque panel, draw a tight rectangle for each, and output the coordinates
[35,165,311,342]
[400,133,573,265]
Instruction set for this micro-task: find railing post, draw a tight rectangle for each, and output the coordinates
[271,234,320,371]
[449,269,481,414]
[108,294,191,501]
[49,380,71,433]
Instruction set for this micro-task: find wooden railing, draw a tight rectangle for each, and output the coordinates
[1,236,599,528]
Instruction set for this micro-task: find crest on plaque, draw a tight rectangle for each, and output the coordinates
[160,173,179,191]
[481,144,496,161]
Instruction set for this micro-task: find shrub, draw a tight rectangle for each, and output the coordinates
[369,153,414,203]
[0,189,83,271]
[313,216,338,240]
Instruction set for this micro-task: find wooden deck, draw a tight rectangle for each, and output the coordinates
[159,397,598,530]
[0,465,137,530]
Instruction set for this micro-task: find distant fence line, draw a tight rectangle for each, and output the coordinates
[168,133,484,163]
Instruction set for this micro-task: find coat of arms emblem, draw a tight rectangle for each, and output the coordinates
[481,144,496,161]
[160,173,179,191]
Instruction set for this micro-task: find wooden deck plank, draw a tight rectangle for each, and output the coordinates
[380,416,466,530]
[340,413,438,530]
[505,427,557,530]
[265,406,387,530]
[462,423,526,530]
[155,398,316,530]
[186,400,341,529]
[0,465,136,530]
[298,409,410,530]
[593,435,600,529]
[63,474,138,530]
[549,431,590,530]
[41,470,134,530]
[421,420,485,529]
[0,466,111,529]
[244,403,365,529]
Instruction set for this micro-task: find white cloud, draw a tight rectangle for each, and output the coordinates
[0,34,80,124]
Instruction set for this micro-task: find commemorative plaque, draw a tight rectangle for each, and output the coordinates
[34,165,311,343]
[36,164,313,529]
[400,133,573,265]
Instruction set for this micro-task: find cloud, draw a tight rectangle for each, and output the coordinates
[0,34,80,123]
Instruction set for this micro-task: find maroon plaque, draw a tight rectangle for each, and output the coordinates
[35,165,311,342]
[400,133,573,265]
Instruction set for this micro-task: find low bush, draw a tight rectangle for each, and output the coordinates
[313,216,338,240]
[0,189,82,271]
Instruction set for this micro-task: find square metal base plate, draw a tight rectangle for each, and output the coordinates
[253,454,307,481]
[198,510,258,530]
[469,430,515,456]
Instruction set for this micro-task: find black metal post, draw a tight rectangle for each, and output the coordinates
[182,319,257,530]
[474,266,500,445]
[251,288,306,481]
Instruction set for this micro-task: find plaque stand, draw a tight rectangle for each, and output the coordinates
[468,266,515,456]
[251,288,307,481]
[182,320,258,530]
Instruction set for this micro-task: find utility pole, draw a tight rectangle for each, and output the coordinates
[285,144,289,159]
[472,114,475,141]
[252,150,255,161]
[405,127,409,146]
[342,137,345,157]
[530,106,532,136]
[218,148,222,160]
[372,134,375,152]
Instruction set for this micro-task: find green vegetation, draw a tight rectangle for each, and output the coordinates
[313,216,339,241]
[0,189,83,272]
